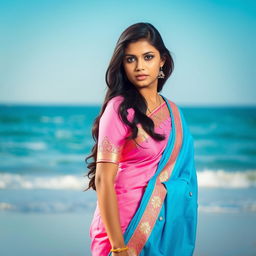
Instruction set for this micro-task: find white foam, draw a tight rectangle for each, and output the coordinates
[55,129,72,139]
[0,173,87,190]
[23,142,47,150]
[199,201,256,213]
[2,141,47,150]
[199,205,238,213]
[190,123,217,135]
[0,169,255,190]
[40,116,64,123]
[0,202,16,210]
[1,201,255,214]
[197,169,256,188]
[0,201,87,213]
[194,139,217,148]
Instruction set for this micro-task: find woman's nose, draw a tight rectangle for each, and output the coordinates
[136,58,144,70]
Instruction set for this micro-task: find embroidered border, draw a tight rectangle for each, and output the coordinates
[150,104,171,128]
[96,135,123,164]
[126,101,183,255]
[124,102,171,152]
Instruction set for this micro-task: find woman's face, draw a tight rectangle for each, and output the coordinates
[122,39,165,89]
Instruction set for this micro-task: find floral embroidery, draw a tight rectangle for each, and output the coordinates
[126,184,167,252]
[139,221,151,235]
[128,247,137,256]
[126,101,183,254]
[150,105,171,128]
[159,170,169,182]
[97,136,123,163]
[125,104,171,152]
[151,196,162,209]
[98,136,122,153]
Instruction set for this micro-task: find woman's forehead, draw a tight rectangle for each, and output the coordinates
[124,40,158,55]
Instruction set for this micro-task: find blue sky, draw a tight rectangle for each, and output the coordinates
[0,0,255,106]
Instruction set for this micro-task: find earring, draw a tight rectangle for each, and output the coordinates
[158,66,165,79]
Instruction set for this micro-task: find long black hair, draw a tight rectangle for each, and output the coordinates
[84,22,174,191]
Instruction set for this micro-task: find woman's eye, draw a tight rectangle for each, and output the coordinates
[145,54,154,60]
[126,57,135,63]
[125,55,154,63]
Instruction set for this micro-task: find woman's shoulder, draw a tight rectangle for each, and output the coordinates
[104,95,124,113]
[163,96,174,105]
[164,97,181,110]
[163,97,186,119]
[164,97,187,123]
[108,95,135,122]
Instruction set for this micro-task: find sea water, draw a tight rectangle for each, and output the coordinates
[0,104,255,255]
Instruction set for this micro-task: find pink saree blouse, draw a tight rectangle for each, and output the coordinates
[89,95,172,255]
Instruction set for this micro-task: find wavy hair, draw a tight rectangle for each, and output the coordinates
[84,22,174,191]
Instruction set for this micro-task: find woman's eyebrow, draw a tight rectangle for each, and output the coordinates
[124,51,155,57]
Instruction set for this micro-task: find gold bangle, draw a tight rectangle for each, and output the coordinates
[110,246,129,252]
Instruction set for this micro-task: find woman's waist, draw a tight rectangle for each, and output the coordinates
[94,186,145,217]
[114,165,156,189]
[114,183,147,195]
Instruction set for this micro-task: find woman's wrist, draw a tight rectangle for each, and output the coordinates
[110,245,129,253]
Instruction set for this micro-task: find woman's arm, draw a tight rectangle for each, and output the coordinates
[95,162,127,251]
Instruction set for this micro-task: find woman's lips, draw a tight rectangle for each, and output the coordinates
[136,75,148,80]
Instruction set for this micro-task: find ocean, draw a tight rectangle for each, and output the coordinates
[0,104,256,256]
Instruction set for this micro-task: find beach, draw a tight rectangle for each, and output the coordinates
[1,187,256,256]
[0,104,255,255]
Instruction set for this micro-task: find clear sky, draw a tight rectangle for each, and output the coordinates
[0,0,255,106]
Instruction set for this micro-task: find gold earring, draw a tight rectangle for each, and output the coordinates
[158,66,165,79]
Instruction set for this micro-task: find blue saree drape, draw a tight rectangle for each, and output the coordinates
[108,95,198,256]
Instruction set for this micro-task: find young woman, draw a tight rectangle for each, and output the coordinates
[84,22,198,256]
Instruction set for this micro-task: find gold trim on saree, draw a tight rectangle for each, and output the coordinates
[149,103,170,128]
[125,101,183,255]
[96,135,123,164]
[124,102,171,152]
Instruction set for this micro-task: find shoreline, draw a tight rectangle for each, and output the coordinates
[1,210,256,256]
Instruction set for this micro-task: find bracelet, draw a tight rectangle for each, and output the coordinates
[110,246,129,253]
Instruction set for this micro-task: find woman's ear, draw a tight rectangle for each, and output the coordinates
[160,55,166,67]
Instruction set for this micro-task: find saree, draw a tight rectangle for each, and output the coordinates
[108,95,198,256]
[90,94,198,256]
